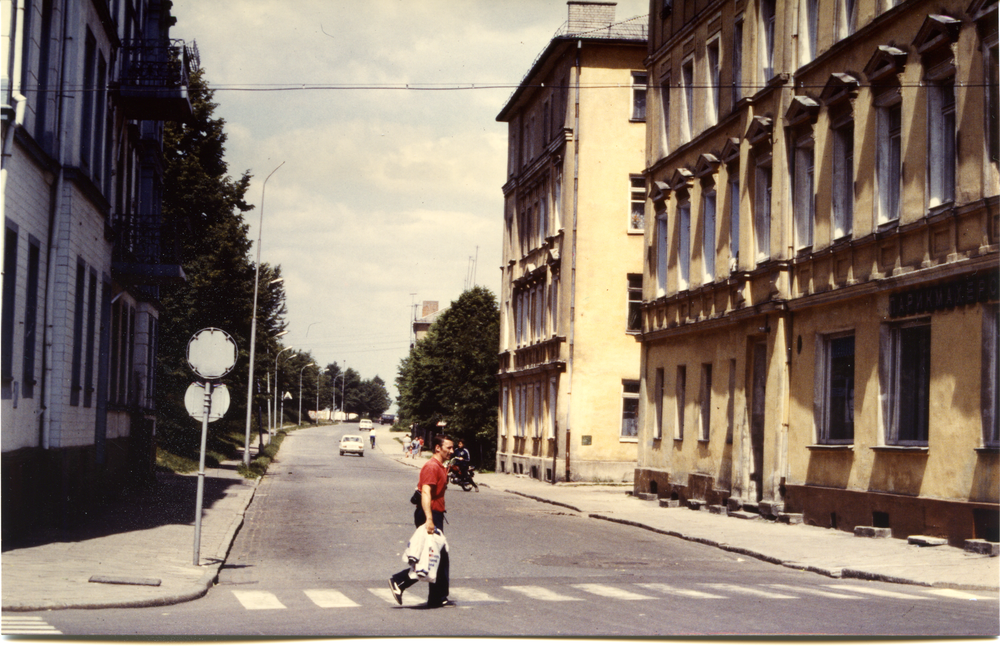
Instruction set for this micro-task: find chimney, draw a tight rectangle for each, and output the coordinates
[567,1,617,33]
[421,301,439,318]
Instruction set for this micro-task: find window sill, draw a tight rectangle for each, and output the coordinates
[620,437,639,443]
[975,446,1000,454]
[871,445,929,453]
[806,444,854,451]
[627,230,644,235]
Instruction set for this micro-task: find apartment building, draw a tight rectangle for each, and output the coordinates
[1,0,191,538]
[495,1,648,482]
[634,0,998,545]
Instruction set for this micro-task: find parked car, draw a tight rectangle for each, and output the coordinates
[339,435,365,456]
[358,418,374,432]
[380,414,395,425]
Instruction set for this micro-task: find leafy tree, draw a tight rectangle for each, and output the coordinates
[396,286,499,467]
[156,66,286,456]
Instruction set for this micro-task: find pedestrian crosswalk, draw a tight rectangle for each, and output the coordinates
[1,616,62,635]
[226,581,996,610]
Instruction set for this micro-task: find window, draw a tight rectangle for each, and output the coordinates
[621,380,640,438]
[548,377,558,439]
[682,59,694,142]
[728,174,740,271]
[632,72,648,121]
[761,0,776,80]
[707,39,721,126]
[80,30,96,171]
[699,363,713,441]
[726,359,736,444]
[832,118,854,239]
[538,189,549,241]
[675,366,687,440]
[654,368,664,440]
[877,101,902,224]
[802,0,819,64]
[754,156,772,262]
[793,137,815,251]
[71,260,86,406]
[22,237,39,398]
[836,0,856,41]
[656,210,669,297]
[882,321,931,445]
[94,53,107,185]
[818,333,855,443]
[627,274,642,332]
[534,382,543,438]
[733,16,744,104]
[927,78,956,207]
[553,171,563,232]
[549,276,559,335]
[983,307,999,447]
[987,42,999,168]
[678,201,691,290]
[501,386,509,437]
[630,175,646,232]
[2,225,17,397]
[660,76,671,157]
[84,268,97,407]
[703,191,716,283]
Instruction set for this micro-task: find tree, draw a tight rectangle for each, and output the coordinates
[396,286,499,467]
[156,66,286,456]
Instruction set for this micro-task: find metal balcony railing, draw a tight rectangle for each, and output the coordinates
[112,213,186,285]
[112,39,193,121]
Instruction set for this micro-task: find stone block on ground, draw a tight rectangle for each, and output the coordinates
[778,513,804,525]
[854,526,892,538]
[708,505,728,515]
[907,535,947,547]
[635,492,657,501]
[659,499,681,508]
[964,539,1000,556]
[686,498,707,510]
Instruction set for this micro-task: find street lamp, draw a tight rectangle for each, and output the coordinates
[315,368,324,425]
[242,161,284,466]
[333,372,345,422]
[273,347,297,433]
[298,362,316,427]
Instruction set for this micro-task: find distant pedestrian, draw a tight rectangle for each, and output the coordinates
[370,427,376,448]
[388,435,454,608]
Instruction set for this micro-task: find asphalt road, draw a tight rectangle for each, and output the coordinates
[31,424,1000,637]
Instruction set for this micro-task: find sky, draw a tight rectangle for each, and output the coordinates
[169,0,650,407]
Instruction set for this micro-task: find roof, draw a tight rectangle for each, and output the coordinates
[497,14,648,121]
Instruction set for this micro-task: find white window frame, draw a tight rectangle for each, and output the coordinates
[793,134,815,251]
[629,175,646,233]
[801,0,819,65]
[627,274,643,333]
[815,331,856,444]
[876,97,902,225]
[927,73,956,209]
[678,200,691,290]
[681,58,695,142]
[732,16,744,104]
[836,0,856,41]
[729,173,740,272]
[760,0,776,81]
[621,380,640,440]
[706,37,721,126]
[660,75,671,158]
[632,71,648,121]
[702,190,717,284]
[831,115,854,240]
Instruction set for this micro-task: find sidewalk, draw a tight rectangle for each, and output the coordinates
[388,436,999,593]
[2,445,260,612]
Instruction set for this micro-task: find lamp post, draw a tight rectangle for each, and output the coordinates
[298,362,315,427]
[316,368,324,425]
[333,372,345,422]
[242,161,284,466]
[273,347,297,434]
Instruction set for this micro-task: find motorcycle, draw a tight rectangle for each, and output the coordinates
[448,462,477,492]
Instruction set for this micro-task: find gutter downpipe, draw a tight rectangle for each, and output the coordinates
[40,0,72,451]
[563,39,582,483]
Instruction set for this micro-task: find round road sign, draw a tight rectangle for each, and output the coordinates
[187,328,238,379]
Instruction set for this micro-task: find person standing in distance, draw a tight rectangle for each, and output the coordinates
[388,435,454,608]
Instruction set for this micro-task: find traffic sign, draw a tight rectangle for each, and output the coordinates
[184,382,231,422]
[187,328,237,379]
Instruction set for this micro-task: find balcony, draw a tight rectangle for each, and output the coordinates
[112,40,193,121]
[111,213,186,286]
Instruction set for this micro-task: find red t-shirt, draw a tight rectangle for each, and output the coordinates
[418,457,448,512]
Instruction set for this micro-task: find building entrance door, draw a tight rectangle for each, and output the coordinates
[749,340,767,503]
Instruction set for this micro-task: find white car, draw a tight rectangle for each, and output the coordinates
[358,419,374,431]
[339,434,365,456]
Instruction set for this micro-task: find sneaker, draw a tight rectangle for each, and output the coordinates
[388,578,403,605]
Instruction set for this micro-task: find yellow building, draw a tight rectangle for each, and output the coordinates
[635,0,999,546]
[495,1,648,482]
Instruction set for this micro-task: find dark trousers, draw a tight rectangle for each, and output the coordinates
[391,508,449,605]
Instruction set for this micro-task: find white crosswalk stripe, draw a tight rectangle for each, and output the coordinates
[766,584,863,599]
[636,583,727,598]
[826,584,930,600]
[503,585,583,601]
[1,616,63,635]
[923,588,996,601]
[450,586,505,602]
[232,590,287,610]
[571,583,658,600]
[304,589,359,608]
[368,587,402,605]
[706,583,798,599]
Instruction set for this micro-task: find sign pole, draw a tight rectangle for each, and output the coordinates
[193,381,213,566]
